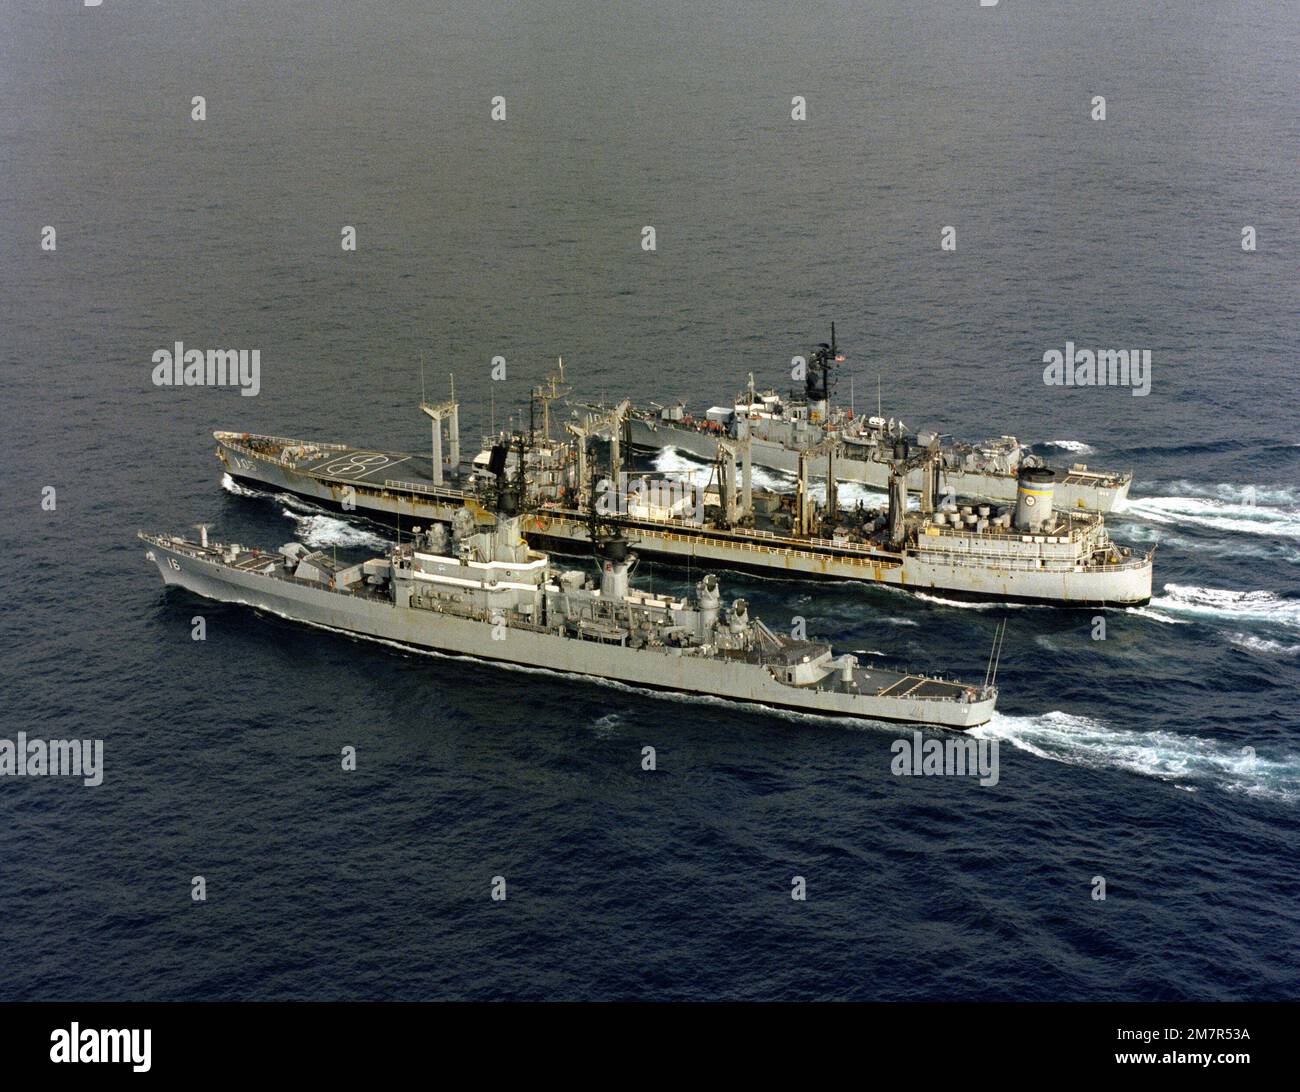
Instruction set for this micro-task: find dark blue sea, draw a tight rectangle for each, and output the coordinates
[2,1,1298,1001]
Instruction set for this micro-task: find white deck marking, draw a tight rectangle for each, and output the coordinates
[316,452,411,480]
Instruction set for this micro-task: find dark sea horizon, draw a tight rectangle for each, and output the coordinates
[2,0,1298,1000]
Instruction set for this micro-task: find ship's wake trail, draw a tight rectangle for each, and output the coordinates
[1141,584,1300,631]
[1121,481,1300,540]
[972,711,1300,803]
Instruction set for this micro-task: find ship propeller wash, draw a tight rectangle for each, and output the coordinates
[146,442,999,729]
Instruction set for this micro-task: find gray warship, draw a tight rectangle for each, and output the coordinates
[214,380,1153,605]
[624,326,1132,514]
[143,448,1000,729]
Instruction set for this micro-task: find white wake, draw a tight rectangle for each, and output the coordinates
[972,711,1300,803]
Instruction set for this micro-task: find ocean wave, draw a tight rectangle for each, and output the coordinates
[1228,633,1300,656]
[282,510,391,549]
[1123,482,1300,540]
[1147,584,1300,630]
[972,711,1300,803]
[1144,480,1300,507]
[221,472,267,498]
[1118,520,1300,565]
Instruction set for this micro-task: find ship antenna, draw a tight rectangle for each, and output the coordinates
[420,352,426,404]
[985,619,1007,688]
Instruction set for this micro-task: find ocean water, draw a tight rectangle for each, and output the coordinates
[1,1,1298,1000]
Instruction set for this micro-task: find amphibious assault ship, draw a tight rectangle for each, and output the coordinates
[214,409,1153,605]
[624,326,1132,514]
[143,449,1000,729]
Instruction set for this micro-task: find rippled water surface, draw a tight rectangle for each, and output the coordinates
[1,1,1298,1000]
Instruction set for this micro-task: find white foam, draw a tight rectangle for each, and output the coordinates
[1229,633,1300,656]
[221,473,266,498]
[282,510,390,550]
[1124,605,1191,625]
[911,591,1041,611]
[972,710,1300,803]
[1043,439,1096,455]
[1124,481,1300,540]
[1149,584,1300,631]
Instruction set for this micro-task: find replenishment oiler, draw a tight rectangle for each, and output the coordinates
[625,326,1133,514]
[214,380,1153,605]
[142,451,1000,729]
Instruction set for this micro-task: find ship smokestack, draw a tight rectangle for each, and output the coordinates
[597,535,631,601]
[1014,467,1055,531]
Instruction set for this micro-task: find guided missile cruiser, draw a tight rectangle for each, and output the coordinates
[144,445,1001,729]
[624,326,1133,514]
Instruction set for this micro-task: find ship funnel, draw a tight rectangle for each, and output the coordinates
[1014,467,1056,530]
[193,523,212,548]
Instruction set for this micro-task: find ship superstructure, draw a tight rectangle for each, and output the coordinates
[144,446,1000,729]
[215,411,1153,605]
[624,326,1132,513]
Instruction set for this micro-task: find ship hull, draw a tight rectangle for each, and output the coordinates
[144,538,995,729]
[626,417,1131,514]
[218,437,1150,607]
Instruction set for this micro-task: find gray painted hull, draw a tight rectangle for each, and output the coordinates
[218,438,1151,606]
[144,538,996,729]
[626,417,1131,514]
